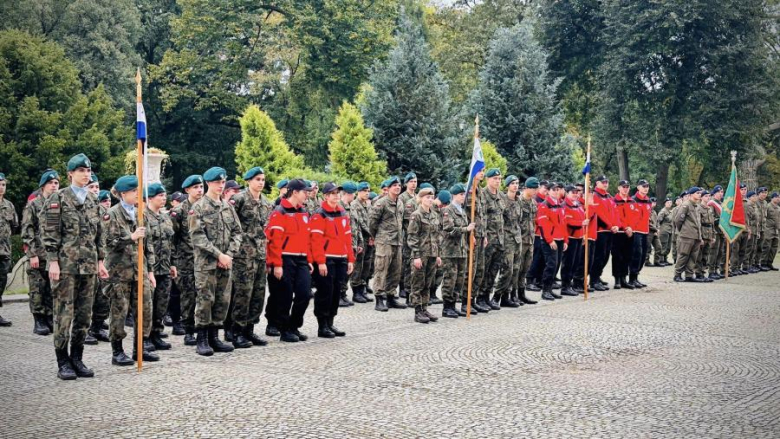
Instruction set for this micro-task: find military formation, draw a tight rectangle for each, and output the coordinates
[0,155,778,380]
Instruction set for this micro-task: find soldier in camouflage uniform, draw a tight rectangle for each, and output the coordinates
[731,184,750,275]
[428,191,447,305]
[707,187,725,279]
[229,167,272,348]
[478,168,505,311]
[465,169,489,313]
[349,182,373,303]
[145,183,176,351]
[671,195,686,263]
[22,170,59,334]
[752,188,769,271]
[645,198,663,266]
[104,175,159,365]
[407,187,441,324]
[336,182,363,306]
[41,154,109,380]
[404,182,434,306]
[368,176,407,312]
[494,175,522,308]
[189,167,242,356]
[83,173,110,344]
[694,190,715,282]
[516,178,540,305]
[440,184,474,318]
[170,175,204,345]
[0,173,19,328]
[760,192,780,270]
[744,191,760,273]
[657,198,674,266]
[399,172,417,299]
[673,187,703,282]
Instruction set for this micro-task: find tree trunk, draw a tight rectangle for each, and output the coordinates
[617,143,630,181]
[655,162,670,203]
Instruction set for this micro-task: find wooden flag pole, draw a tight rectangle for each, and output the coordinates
[583,137,591,300]
[135,68,145,372]
[725,241,730,280]
[465,116,480,319]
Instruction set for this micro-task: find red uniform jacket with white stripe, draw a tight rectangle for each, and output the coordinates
[632,193,652,234]
[265,198,313,267]
[310,201,355,265]
[534,194,546,237]
[564,199,587,239]
[537,196,568,244]
[593,187,619,232]
[614,193,637,233]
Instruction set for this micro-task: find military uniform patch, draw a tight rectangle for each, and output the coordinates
[170,211,177,217]
[189,210,195,215]
[103,214,110,221]
[50,203,59,209]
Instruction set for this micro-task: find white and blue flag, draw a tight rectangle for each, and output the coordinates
[137,101,149,198]
[466,135,485,192]
[581,149,591,176]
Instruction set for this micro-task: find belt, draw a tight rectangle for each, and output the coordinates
[702,224,712,228]
[282,252,307,257]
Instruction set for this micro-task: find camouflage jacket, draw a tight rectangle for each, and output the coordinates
[368,195,404,246]
[764,202,780,237]
[649,209,659,234]
[189,195,242,271]
[340,200,363,249]
[757,200,768,236]
[145,207,175,275]
[658,207,674,234]
[502,193,522,245]
[465,187,488,239]
[41,188,105,274]
[407,206,440,259]
[697,203,715,240]
[349,198,371,239]
[0,198,19,257]
[745,200,757,233]
[483,189,506,245]
[105,204,155,281]
[170,198,195,271]
[231,191,273,260]
[440,203,470,258]
[518,195,537,245]
[21,194,46,260]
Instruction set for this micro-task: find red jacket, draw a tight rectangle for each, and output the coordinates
[632,193,652,234]
[538,196,568,244]
[614,193,636,233]
[265,198,313,267]
[564,199,587,239]
[593,188,619,232]
[534,194,546,237]
[310,201,355,264]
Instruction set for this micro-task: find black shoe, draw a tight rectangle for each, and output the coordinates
[352,286,368,303]
[280,330,300,343]
[560,286,578,297]
[760,265,771,272]
[56,348,77,380]
[111,340,134,366]
[622,277,636,290]
[399,289,408,299]
[442,303,460,318]
[597,279,609,289]
[472,299,490,313]
[387,296,407,309]
[84,332,98,345]
[488,295,501,310]
[87,322,108,341]
[224,327,234,342]
[195,328,214,356]
[674,275,684,282]
[613,277,623,290]
[500,295,520,308]
[518,288,538,305]
[414,306,430,324]
[33,315,51,336]
[550,289,563,299]
[208,327,234,352]
[361,289,374,302]
[634,277,647,288]
[318,318,336,338]
[293,329,309,341]
[572,283,585,294]
[541,290,556,301]
[232,326,253,349]
[526,282,542,292]
[163,315,174,327]
[265,324,281,337]
[339,295,354,307]
[133,346,160,362]
[125,315,134,327]
[456,304,469,316]
[460,303,476,316]
[98,320,107,330]
[69,344,94,378]
[245,324,267,346]
[429,292,444,305]
[695,274,712,283]
[423,308,439,322]
[374,296,388,312]
[184,330,197,346]
[327,317,345,337]
[172,322,186,335]
[551,282,562,290]
[769,265,779,271]
[150,332,171,350]
[685,276,705,283]
[143,338,156,352]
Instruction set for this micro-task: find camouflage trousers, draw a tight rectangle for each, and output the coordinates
[52,274,96,350]
[152,274,172,333]
[373,243,402,298]
[469,237,487,296]
[91,278,109,325]
[194,268,232,328]
[430,265,443,297]
[696,237,713,276]
[27,264,52,316]
[734,232,750,270]
[107,278,152,341]
[674,237,701,277]
[672,231,678,262]
[708,232,725,273]
[400,239,412,294]
[659,231,673,263]
[350,239,374,288]
[410,257,437,307]
[479,240,503,298]
[175,269,196,328]
[748,233,761,267]
[440,257,466,303]
[646,232,662,264]
[495,240,522,298]
[0,256,9,306]
[761,234,779,266]
[515,241,533,290]
[231,257,266,328]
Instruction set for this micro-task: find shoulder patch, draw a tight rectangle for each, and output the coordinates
[189,210,195,215]
[103,214,110,221]
[229,199,236,205]
[50,203,59,209]
[170,211,177,217]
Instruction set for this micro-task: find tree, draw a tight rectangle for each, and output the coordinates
[470,23,571,181]
[362,13,461,187]
[479,140,508,180]
[234,105,304,190]
[329,102,387,188]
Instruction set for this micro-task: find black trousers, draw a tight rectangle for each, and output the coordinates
[313,258,348,319]
[266,256,312,332]
[592,232,613,282]
[561,238,582,285]
[167,277,181,322]
[541,240,563,288]
[574,239,596,283]
[527,236,545,283]
[630,233,649,275]
[611,233,633,277]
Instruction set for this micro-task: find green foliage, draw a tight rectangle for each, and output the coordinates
[479,141,507,179]
[329,102,387,188]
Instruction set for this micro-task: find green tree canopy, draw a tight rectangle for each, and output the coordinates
[329,102,387,188]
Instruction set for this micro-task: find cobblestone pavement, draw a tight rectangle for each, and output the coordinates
[2,264,780,438]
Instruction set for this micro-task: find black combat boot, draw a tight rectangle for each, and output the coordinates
[207,327,234,353]
[526,281,542,292]
[265,324,281,337]
[541,286,556,301]
[245,324,267,346]
[163,314,174,327]
[374,296,388,312]
[422,307,439,322]
[560,282,578,297]
[518,288,538,305]
[613,277,622,290]
[317,317,335,338]
[459,298,474,316]
[231,324,252,349]
[442,302,460,318]
[620,276,635,290]
[280,330,300,343]
[84,332,98,345]
[352,285,367,304]
[572,281,585,294]
[500,292,520,308]
[172,321,186,336]
[149,331,171,350]
[490,293,503,310]
[328,317,345,336]
[69,344,94,378]
[133,337,160,362]
[366,285,374,295]
[339,292,354,307]
[88,321,109,342]
[33,314,51,336]
[195,328,213,356]
[414,305,430,324]
[55,348,77,380]
[224,325,234,342]
[549,285,562,299]
[292,328,308,341]
[634,276,647,288]
[361,286,374,302]
[184,325,197,346]
[111,340,134,366]
[476,295,490,311]
[429,288,443,305]
[386,296,407,309]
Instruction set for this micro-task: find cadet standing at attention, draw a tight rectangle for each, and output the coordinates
[440,183,474,318]
[399,172,418,300]
[41,154,109,380]
[494,175,522,307]
[337,182,361,307]
[694,190,715,282]
[478,169,505,311]
[84,172,110,344]
[349,182,373,304]
[516,178,539,305]
[657,198,674,266]
[761,193,780,270]
[673,187,704,282]
[368,176,407,312]
[189,167,242,356]
[407,186,441,324]
[145,182,176,350]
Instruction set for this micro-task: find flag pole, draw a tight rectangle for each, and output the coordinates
[465,116,479,319]
[583,136,591,300]
[135,68,145,372]
[724,151,737,281]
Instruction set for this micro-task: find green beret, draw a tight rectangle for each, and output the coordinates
[98,190,111,202]
[404,172,417,184]
[0,173,4,181]
[243,167,264,180]
[341,181,358,194]
[380,179,390,189]
[145,182,166,199]
[89,173,99,184]
[419,183,434,191]
[39,170,59,187]
[504,175,519,187]
[203,167,227,182]
[525,177,540,189]
[437,190,451,205]
[387,176,402,187]
[182,175,204,189]
[276,179,289,190]
[369,191,378,200]
[67,153,91,171]
[357,182,370,192]
[114,175,138,193]
[485,168,501,178]
[450,183,466,195]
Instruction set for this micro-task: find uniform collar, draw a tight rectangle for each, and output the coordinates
[70,185,88,204]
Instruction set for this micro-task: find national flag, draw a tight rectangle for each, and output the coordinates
[466,135,485,192]
[581,150,591,176]
[719,165,746,243]
[137,102,147,142]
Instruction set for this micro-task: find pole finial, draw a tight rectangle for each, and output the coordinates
[730,150,737,164]
[474,115,480,139]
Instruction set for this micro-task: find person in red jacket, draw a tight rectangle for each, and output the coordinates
[560,185,588,296]
[591,175,619,291]
[573,188,598,294]
[629,180,652,288]
[310,182,355,338]
[265,179,314,343]
[538,183,568,300]
[527,180,551,291]
[612,180,638,290]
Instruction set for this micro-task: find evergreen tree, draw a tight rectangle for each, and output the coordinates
[329,102,387,188]
[362,13,461,187]
[479,140,508,181]
[470,22,572,181]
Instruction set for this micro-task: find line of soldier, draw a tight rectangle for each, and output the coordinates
[1,155,779,380]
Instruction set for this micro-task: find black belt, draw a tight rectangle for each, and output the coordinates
[702,224,712,228]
